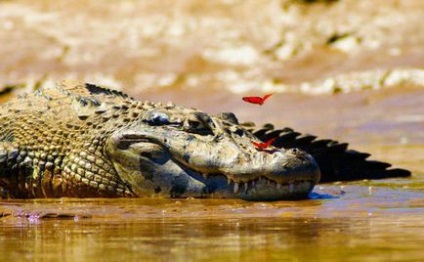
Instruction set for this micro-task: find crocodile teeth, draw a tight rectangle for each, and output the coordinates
[233,183,239,193]
[227,178,231,185]
[244,183,248,192]
[277,183,282,190]
[202,173,208,179]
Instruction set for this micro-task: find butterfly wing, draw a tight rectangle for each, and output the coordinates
[262,94,273,103]
[242,96,263,105]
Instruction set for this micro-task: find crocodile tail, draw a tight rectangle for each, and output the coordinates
[251,125,411,183]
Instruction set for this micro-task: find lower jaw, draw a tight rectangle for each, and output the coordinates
[202,175,316,201]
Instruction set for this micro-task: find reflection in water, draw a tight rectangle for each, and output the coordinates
[2,215,424,261]
[2,187,424,261]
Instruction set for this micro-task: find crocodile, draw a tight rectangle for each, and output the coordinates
[0,80,410,200]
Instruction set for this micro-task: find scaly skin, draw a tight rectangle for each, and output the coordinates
[0,80,320,200]
[0,80,411,200]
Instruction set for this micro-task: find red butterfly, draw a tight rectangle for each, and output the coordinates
[242,94,273,105]
[252,137,277,150]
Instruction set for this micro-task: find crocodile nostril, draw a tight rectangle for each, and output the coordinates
[288,148,310,161]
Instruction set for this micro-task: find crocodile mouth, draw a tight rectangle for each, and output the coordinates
[110,130,319,200]
[157,141,317,200]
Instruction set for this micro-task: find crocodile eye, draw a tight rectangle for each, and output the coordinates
[144,110,170,126]
[185,118,206,131]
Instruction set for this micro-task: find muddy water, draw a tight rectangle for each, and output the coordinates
[2,179,424,261]
[1,0,424,261]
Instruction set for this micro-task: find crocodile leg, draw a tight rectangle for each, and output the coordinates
[0,142,34,197]
[0,142,72,198]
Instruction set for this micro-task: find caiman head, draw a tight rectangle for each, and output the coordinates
[105,106,320,201]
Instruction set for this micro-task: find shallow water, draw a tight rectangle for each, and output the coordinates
[2,176,424,261]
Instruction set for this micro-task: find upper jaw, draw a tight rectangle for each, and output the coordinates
[160,127,320,184]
